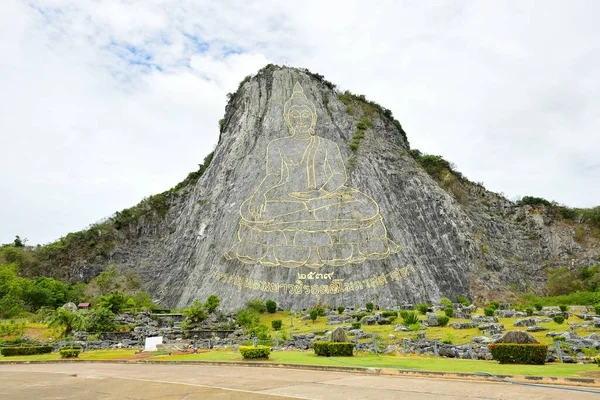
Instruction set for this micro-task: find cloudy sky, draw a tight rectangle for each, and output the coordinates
[1,0,598,245]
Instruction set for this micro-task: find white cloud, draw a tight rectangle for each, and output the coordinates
[0,0,599,244]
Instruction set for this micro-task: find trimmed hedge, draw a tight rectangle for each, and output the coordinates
[313,341,354,357]
[239,345,270,359]
[0,346,53,357]
[381,311,398,318]
[488,343,547,365]
[59,348,81,358]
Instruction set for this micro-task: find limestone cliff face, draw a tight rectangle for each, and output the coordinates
[76,66,599,309]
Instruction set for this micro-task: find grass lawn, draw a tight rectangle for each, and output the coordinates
[0,349,137,362]
[158,350,599,378]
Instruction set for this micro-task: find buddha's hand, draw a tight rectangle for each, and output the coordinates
[289,189,327,200]
[248,194,266,219]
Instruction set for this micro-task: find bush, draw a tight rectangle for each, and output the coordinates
[313,341,329,356]
[313,341,353,357]
[488,301,500,310]
[329,342,354,356]
[236,308,259,328]
[559,305,567,312]
[1,346,53,356]
[59,348,81,358]
[402,311,420,326]
[415,303,430,315]
[312,303,327,316]
[83,307,116,333]
[388,316,397,323]
[366,302,374,312]
[206,295,220,313]
[246,299,266,314]
[381,311,398,318]
[182,299,207,323]
[440,297,452,308]
[525,308,534,316]
[409,323,421,332]
[437,315,450,327]
[534,303,543,311]
[239,345,270,359]
[352,312,368,321]
[265,299,277,313]
[271,319,282,330]
[337,306,345,314]
[484,308,495,317]
[444,307,454,318]
[399,310,409,319]
[553,315,565,324]
[456,295,470,306]
[351,322,361,330]
[595,304,600,315]
[488,343,547,365]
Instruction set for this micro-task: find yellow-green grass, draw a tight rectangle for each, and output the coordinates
[260,311,597,349]
[157,350,598,378]
[0,349,136,362]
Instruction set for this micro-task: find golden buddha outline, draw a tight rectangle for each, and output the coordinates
[225,82,400,268]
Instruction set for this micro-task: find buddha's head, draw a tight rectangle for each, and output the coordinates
[284,82,317,136]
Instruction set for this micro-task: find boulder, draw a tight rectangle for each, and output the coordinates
[494,330,538,344]
[331,327,348,343]
[495,309,516,318]
[478,323,505,335]
[472,336,493,344]
[514,318,537,327]
[62,302,78,313]
[527,326,548,332]
[394,324,411,332]
[471,315,498,324]
[451,322,472,330]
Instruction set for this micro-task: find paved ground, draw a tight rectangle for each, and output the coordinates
[0,363,598,399]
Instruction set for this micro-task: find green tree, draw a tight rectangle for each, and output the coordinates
[309,309,318,324]
[206,295,220,313]
[182,299,207,323]
[337,306,345,314]
[13,236,25,247]
[99,291,127,314]
[48,308,81,336]
[83,308,116,332]
[546,267,581,296]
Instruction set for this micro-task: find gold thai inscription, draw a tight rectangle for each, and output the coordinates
[209,265,414,297]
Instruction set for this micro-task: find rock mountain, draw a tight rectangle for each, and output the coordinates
[30,65,600,309]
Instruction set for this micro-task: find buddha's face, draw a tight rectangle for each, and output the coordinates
[287,105,314,135]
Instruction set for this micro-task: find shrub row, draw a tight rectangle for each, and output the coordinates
[313,342,354,357]
[59,348,81,358]
[239,345,270,359]
[0,346,53,357]
[488,343,547,365]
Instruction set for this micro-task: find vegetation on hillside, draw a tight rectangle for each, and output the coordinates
[3,150,214,280]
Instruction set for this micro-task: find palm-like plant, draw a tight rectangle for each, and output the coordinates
[48,308,81,336]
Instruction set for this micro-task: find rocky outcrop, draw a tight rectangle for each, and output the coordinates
[59,65,600,309]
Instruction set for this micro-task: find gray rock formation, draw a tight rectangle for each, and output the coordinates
[494,330,538,344]
[331,327,348,343]
[61,65,600,309]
